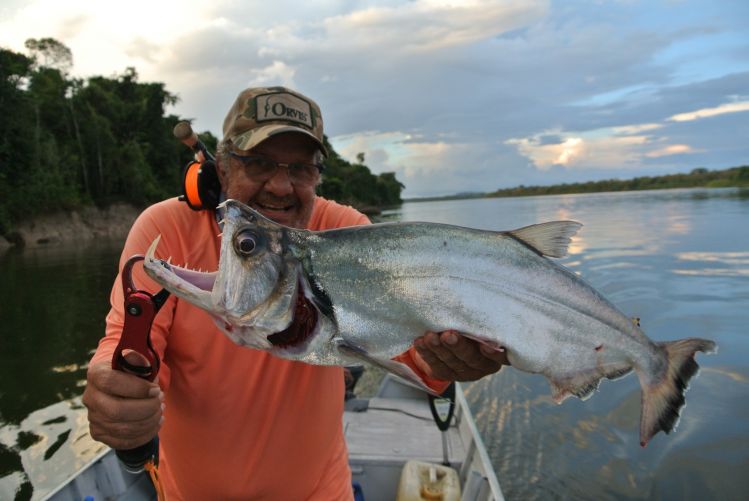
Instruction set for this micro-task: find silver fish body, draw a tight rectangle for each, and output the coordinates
[144,199,716,446]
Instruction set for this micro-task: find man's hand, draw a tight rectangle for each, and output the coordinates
[413,330,509,382]
[82,360,164,450]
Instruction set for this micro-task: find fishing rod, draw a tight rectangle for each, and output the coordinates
[173,120,215,163]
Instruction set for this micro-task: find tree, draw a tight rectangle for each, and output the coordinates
[25,38,73,74]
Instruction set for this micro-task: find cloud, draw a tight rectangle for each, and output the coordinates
[645,144,701,157]
[331,130,534,197]
[507,131,651,171]
[317,0,547,53]
[668,100,749,122]
[247,61,297,87]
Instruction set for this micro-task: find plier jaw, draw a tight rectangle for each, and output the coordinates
[112,255,170,382]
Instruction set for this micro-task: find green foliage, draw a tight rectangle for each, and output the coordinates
[318,137,404,210]
[24,37,73,73]
[0,40,404,234]
[482,166,749,199]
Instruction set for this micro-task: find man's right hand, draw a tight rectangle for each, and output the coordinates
[82,360,164,450]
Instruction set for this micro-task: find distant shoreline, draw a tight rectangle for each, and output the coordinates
[3,165,747,252]
[405,165,749,203]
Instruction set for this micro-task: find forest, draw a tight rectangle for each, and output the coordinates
[484,166,749,198]
[0,39,404,236]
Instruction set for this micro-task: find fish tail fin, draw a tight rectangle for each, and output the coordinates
[639,338,716,447]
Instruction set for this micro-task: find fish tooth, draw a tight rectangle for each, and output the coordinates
[145,235,161,262]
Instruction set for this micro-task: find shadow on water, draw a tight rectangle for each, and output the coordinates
[0,240,122,500]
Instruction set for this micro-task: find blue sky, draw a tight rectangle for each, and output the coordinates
[1,0,747,197]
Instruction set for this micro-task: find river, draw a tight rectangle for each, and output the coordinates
[1,188,748,500]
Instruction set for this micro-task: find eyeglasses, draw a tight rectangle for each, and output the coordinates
[229,152,323,186]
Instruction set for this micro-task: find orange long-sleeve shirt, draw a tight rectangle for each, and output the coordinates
[91,196,444,500]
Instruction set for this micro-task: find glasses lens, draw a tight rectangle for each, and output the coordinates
[231,153,320,185]
[244,156,277,177]
[288,163,320,185]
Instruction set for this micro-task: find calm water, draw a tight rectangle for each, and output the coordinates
[1,188,748,500]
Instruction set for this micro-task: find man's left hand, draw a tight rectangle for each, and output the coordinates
[413,330,509,382]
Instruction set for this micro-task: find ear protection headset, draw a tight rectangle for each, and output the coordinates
[173,122,222,211]
[179,158,221,211]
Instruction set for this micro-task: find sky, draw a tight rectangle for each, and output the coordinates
[1,0,747,197]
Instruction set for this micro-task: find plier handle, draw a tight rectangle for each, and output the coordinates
[112,254,169,382]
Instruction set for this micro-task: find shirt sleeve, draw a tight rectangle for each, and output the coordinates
[392,351,451,394]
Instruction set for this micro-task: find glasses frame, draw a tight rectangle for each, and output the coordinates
[228,152,325,185]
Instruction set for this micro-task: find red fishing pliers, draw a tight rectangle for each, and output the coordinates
[112,255,169,381]
[111,255,169,492]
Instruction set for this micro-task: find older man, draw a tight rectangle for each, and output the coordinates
[83,86,506,499]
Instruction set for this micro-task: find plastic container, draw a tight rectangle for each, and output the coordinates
[396,460,461,501]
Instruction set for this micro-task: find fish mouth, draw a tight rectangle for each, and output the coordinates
[145,235,322,354]
[266,281,318,349]
[143,236,217,310]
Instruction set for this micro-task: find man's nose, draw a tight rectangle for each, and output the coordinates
[262,166,294,196]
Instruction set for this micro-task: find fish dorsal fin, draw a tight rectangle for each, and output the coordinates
[508,221,582,258]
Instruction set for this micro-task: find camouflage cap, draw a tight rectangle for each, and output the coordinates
[222,86,327,156]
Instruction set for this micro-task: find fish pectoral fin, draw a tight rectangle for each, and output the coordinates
[548,363,633,403]
[336,342,439,396]
[508,220,583,258]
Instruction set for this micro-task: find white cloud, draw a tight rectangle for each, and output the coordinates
[318,0,547,53]
[247,61,297,88]
[668,100,749,122]
[331,130,529,196]
[645,144,700,157]
[506,127,654,171]
[612,123,664,134]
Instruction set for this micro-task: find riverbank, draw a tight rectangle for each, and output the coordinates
[406,165,749,203]
[1,203,140,251]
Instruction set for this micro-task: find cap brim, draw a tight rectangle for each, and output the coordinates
[232,124,328,157]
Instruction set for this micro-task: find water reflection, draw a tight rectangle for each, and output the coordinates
[0,240,122,499]
[673,251,749,277]
[0,398,106,500]
[400,188,749,500]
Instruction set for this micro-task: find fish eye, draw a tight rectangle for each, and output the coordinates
[233,229,261,257]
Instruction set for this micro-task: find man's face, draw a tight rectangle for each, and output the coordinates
[218,132,320,229]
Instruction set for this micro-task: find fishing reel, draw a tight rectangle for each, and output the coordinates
[173,121,221,211]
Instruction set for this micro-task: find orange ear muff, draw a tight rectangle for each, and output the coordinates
[180,159,221,211]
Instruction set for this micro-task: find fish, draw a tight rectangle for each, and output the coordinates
[143,199,716,446]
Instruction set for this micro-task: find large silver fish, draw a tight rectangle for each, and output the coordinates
[144,199,716,446]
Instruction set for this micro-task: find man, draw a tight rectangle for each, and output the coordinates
[83,86,507,499]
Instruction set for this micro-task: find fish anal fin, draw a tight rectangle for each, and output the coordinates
[337,342,438,396]
[508,221,583,258]
[548,363,633,404]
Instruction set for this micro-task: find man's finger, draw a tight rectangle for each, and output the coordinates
[413,337,459,380]
[88,362,161,400]
[90,411,162,450]
[421,331,465,368]
[85,391,163,423]
[479,344,510,365]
